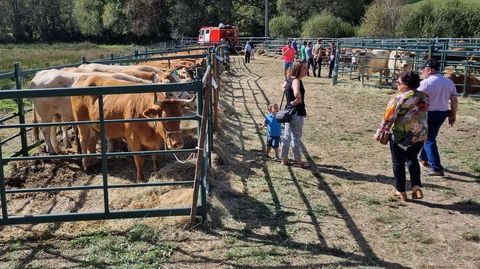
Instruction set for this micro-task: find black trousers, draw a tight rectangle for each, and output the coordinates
[245,51,251,63]
[313,59,322,77]
[328,58,335,78]
[307,58,314,76]
[389,140,423,192]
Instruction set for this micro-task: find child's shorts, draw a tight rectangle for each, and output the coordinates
[266,135,280,148]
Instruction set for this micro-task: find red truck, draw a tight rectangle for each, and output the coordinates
[197,24,239,49]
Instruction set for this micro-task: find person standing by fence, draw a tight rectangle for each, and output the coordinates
[327,42,336,78]
[300,41,307,61]
[244,42,252,63]
[305,41,314,77]
[282,40,296,80]
[418,59,458,176]
[312,39,323,78]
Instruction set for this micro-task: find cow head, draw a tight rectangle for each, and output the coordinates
[141,93,195,149]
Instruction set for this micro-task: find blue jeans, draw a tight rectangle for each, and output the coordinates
[419,111,449,172]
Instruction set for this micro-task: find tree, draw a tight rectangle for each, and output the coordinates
[357,0,406,38]
[124,0,169,40]
[232,3,264,36]
[74,0,104,36]
[103,0,129,36]
[301,11,354,38]
[269,15,299,38]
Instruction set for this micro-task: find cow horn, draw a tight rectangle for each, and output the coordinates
[177,94,197,106]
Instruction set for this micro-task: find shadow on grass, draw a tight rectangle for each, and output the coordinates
[200,56,411,268]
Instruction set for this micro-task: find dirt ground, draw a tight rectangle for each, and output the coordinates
[0,54,479,268]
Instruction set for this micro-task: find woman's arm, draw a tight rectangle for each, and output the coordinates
[373,97,398,140]
[289,79,302,106]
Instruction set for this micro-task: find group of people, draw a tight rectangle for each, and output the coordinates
[281,39,337,80]
[261,57,457,202]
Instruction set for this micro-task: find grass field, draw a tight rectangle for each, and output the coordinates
[0,42,136,90]
[0,54,479,268]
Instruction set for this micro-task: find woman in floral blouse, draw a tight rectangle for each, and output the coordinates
[373,71,429,202]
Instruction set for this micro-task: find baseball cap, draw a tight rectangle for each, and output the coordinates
[422,58,440,69]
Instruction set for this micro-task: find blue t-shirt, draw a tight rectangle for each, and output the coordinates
[264,113,281,136]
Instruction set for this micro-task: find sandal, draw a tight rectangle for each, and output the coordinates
[411,186,423,199]
[392,191,407,202]
[281,159,290,166]
[293,162,310,169]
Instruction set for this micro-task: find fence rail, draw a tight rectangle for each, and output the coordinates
[0,44,226,225]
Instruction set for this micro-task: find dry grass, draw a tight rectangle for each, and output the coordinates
[0,55,479,268]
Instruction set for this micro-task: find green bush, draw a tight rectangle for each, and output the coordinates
[269,15,300,38]
[397,0,480,37]
[357,3,404,38]
[301,11,354,38]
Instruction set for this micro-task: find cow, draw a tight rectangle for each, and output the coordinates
[388,51,416,80]
[78,63,162,74]
[444,72,480,95]
[63,67,158,83]
[71,75,195,181]
[356,49,391,83]
[29,69,152,154]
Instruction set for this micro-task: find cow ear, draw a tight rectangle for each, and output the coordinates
[142,106,161,118]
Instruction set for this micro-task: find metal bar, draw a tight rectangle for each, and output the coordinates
[0,81,202,99]
[97,95,110,214]
[0,144,9,220]
[0,132,21,144]
[0,115,200,129]
[2,148,197,162]
[5,181,195,194]
[0,207,195,225]
[0,113,19,123]
[13,63,28,156]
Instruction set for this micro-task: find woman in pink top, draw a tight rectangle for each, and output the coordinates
[282,40,296,80]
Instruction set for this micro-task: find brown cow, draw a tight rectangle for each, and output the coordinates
[71,75,194,181]
[444,72,480,95]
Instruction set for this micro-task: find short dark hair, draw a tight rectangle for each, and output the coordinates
[422,58,440,70]
[399,71,421,89]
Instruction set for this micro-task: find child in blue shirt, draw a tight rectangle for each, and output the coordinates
[260,103,282,159]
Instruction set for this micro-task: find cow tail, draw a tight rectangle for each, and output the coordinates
[32,106,40,143]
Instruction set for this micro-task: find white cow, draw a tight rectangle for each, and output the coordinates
[388,51,415,80]
[30,69,151,154]
[356,49,391,82]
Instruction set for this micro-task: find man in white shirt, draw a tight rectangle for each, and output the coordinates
[417,58,458,176]
[244,42,252,63]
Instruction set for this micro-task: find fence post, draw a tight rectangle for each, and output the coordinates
[211,52,219,133]
[81,56,86,64]
[332,41,341,86]
[134,49,138,59]
[0,144,9,221]
[110,54,114,60]
[462,54,469,97]
[13,62,28,156]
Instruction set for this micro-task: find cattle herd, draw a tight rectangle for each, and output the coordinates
[337,47,480,93]
[28,53,206,182]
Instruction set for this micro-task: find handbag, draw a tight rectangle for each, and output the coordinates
[379,131,391,145]
[275,83,293,123]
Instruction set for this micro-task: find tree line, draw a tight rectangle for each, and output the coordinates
[0,0,478,44]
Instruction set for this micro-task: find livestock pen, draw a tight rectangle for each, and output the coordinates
[0,45,227,225]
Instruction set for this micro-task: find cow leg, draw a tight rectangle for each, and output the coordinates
[152,155,159,172]
[39,116,59,155]
[62,124,71,148]
[125,132,145,182]
[77,125,92,170]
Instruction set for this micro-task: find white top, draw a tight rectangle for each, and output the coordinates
[245,43,252,52]
[418,73,457,111]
